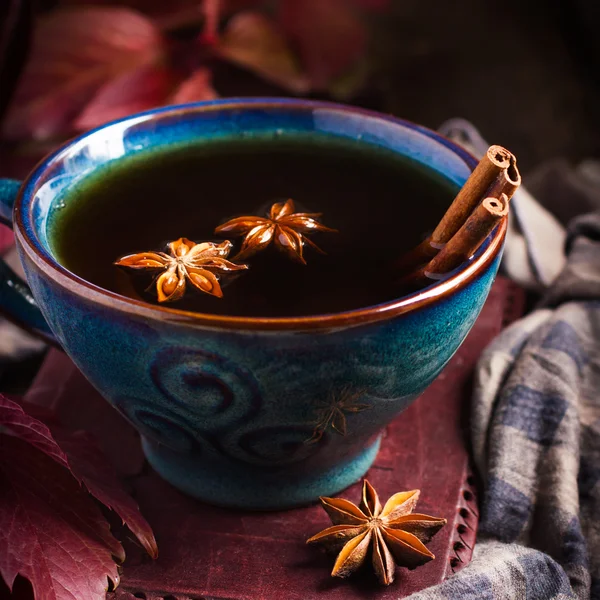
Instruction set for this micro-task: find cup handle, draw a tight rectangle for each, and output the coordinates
[0,179,56,343]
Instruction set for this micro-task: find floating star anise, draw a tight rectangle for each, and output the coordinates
[306,388,370,444]
[214,198,337,264]
[115,238,248,302]
[307,480,446,585]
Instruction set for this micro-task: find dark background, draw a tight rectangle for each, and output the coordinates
[369,0,600,171]
[2,0,600,174]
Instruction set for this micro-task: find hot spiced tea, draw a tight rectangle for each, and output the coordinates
[48,134,458,317]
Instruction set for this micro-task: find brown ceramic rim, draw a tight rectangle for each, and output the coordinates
[14,100,507,332]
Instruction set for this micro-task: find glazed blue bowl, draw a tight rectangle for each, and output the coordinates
[0,99,505,509]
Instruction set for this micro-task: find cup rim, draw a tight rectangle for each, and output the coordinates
[14,98,506,332]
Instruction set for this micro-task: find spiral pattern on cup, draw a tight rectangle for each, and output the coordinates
[149,347,262,432]
[114,396,197,453]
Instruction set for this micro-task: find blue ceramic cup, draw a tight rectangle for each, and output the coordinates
[0,99,505,509]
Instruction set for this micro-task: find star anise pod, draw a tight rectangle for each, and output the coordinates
[214,198,337,264]
[115,238,248,302]
[307,480,446,585]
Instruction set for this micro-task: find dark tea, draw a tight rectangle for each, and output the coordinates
[48,134,458,317]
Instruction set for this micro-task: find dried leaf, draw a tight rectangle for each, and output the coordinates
[279,0,366,89]
[0,394,69,470]
[215,11,309,94]
[56,431,158,559]
[56,0,264,22]
[169,67,218,105]
[2,7,164,140]
[74,64,176,132]
[0,225,13,254]
[0,436,122,600]
[56,0,202,18]
[0,397,123,600]
[0,396,158,598]
[201,0,221,44]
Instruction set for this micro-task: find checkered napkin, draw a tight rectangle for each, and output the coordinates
[407,213,600,599]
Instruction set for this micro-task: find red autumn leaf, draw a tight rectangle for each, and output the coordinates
[169,67,219,104]
[2,7,165,140]
[76,65,218,131]
[201,0,221,44]
[0,394,69,471]
[0,396,158,598]
[279,0,366,89]
[11,397,158,559]
[215,11,310,94]
[0,436,122,600]
[199,0,266,42]
[0,397,123,600]
[57,0,200,17]
[74,64,177,132]
[55,431,158,559]
[0,225,13,254]
[55,0,263,19]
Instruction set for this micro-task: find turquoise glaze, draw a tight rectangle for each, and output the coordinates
[0,99,504,509]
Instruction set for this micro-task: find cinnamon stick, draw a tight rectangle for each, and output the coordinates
[486,155,521,201]
[397,194,509,290]
[425,193,509,276]
[430,146,512,245]
[394,145,514,271]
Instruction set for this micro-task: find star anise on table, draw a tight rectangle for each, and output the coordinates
[307,480,446,585]
[115,238,248,302]
[214,198,337,264]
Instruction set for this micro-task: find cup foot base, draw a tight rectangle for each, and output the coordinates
[141,436,381,510]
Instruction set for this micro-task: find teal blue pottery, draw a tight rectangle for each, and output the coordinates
[0,99,505,509]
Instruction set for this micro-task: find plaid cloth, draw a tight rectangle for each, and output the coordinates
[407,214,600,599]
